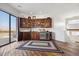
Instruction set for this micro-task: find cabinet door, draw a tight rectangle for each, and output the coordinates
[36,32,40,40]
[31,32,40,40]
[31,32,36,40]
[23,32,31,40]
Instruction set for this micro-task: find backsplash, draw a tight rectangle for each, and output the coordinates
[20,28,52,32]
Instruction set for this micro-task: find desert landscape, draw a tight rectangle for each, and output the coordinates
[0,28,16,38]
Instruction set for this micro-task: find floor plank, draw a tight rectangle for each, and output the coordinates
[0,40,79,56]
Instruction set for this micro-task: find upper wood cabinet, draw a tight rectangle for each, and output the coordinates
[20,17,52,28]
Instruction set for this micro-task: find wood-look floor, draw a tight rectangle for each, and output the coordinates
[0,40,79,56]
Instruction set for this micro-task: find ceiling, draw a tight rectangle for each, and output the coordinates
[9,3,79,21]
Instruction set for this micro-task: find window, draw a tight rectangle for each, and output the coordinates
[0,10,17,46]
[66,19,79,29]
[11,15,17,42]
[0,11,9,46]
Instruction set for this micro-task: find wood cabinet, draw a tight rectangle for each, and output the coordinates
[22,32,31,40]
[20,17,52,28]
[18,32,52,41]
[31,32,40,40]
[20,18,32,28]
[18,32,31,41]
[18,32,40,41]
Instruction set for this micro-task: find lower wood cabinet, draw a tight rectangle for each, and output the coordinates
[18,32,52,41]
[18,32,40,41]
[23,32,31,40]
[31,32,40,40]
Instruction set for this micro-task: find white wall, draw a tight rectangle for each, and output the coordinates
[52,17,66,42]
